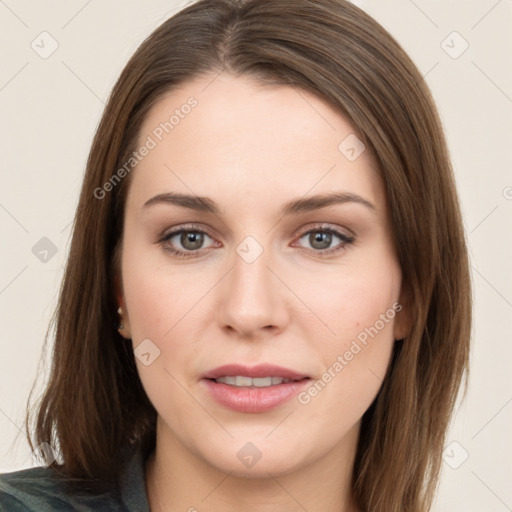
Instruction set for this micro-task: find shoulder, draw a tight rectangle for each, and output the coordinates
[0,465,119,512]
[0,442,150,512]
[0,465,69,511]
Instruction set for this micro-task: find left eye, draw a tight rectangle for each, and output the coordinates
[296,229,353,252]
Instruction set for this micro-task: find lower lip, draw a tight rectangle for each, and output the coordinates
[202,378,310,413]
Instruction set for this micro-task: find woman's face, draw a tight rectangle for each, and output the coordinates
[119,72,407,477]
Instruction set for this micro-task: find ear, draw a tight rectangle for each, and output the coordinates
[113,273,124,309]
[114,273,132,339]
[393,286,412,340]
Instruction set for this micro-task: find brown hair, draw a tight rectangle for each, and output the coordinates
[25,0,471,510]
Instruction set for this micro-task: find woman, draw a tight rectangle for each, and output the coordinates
[0,0,471,510]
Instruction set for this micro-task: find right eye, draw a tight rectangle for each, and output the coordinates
[159,226,221,258]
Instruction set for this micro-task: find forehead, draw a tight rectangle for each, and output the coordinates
[126,72,385,213]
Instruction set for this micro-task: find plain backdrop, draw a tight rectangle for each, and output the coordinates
[1,1,511,510]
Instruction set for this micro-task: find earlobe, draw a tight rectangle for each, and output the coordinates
[393,290,411,341]
[393,314,408,341]
[114,274,124,310]
[113,273,131,338]
[116,305,132,339]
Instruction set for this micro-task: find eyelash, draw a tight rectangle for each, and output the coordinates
[158,223,355,259]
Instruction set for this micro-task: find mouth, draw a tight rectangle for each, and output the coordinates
[210,375,305,387]
[201,364,311,413]
[202,363,309,381]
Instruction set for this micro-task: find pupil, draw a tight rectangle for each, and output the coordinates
[181,231,204,250]
[310,231,331,250]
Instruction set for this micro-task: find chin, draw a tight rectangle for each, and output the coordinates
[199,439,310,478]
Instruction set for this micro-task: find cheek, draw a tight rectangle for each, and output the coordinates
[290,259,400,432]
[121,259,208,418]
[290,251,401,347]
[121,248,220,400]
[122,242,211,341]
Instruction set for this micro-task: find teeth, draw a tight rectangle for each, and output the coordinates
[236,376,253,386]
[214,376,293,387]
[253,377,272,387]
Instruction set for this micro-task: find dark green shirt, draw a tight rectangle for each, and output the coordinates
[0,444,150,511]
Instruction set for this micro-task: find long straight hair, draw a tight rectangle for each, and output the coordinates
[25,1,471,510]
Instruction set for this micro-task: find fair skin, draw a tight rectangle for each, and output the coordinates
[118,72,408,511]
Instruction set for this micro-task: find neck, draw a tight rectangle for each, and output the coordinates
[145,417,361,512]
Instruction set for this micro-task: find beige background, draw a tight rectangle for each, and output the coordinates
[1,0,511,510]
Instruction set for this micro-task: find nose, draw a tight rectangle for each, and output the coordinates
[216,245,290,339]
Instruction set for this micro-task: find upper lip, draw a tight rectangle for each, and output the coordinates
[202,364,309,381]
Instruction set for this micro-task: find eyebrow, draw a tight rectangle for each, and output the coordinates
[143,191,376,215]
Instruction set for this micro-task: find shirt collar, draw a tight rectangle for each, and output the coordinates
[118,442,151,511]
